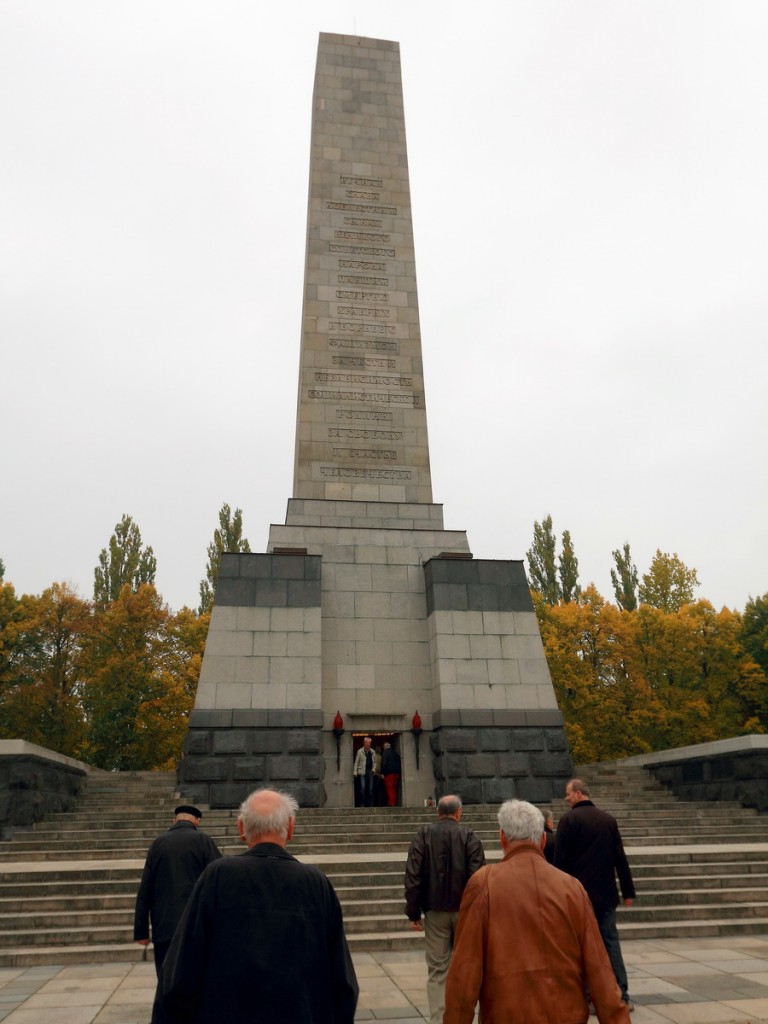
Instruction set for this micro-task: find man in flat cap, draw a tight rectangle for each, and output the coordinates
[134,804,222,973]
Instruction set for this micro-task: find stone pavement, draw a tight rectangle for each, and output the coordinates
[3,936,768,1023]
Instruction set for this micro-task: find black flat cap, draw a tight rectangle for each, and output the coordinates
[175,804,202,818]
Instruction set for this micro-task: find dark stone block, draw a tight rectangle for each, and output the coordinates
[465,754,498,778]
[239,556,273,579]
[517,777,558,803]
[497,585,535,613]
[291,783,327,808]
[304,557,322,581]
[477,561,516,586]
[189,710,233,728]
[466,584,500,612]
[454,779,482,804]
[498,753,530,777]
[525,711,563,727]
[433,710,460,728]
[232,757,266,781]
[431,756,444,780]
[531,752,572,776]
[428,582,468,613]
[303,756,325,781]
[232,710,269,727]
[459,711,493,727]
[711,757,734,781]
[267,756,302,781]
[255,579,288,607]
[212,730,248,754]
[682,762,704,784]
[288,579,322,607]
[218,553,242,578]
[424,559,450,583]
[181,757,230,782]
[177,783,209,807]
[268,710,307,727]
[209,783,250,808]
[444,730,477,753]
[249,732,285,755]
[271,555,313,580]
[493,710,527,727]
[478,728,511,752]
[303,710,324,727]
[482,777,516,804]
[286,730,322,754]
[184,731,211,756]
[511,728,545,752]
[215,578,257,606]
[443,754,465,779]
[544,728,569,753]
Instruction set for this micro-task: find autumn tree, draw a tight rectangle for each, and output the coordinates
[610,543,639,611]
[741,594,768,681]
[94,514,157,608]
[638,550,699,613]
[199,503,251,614]
[526,515,560,605]
[559,530,580,604]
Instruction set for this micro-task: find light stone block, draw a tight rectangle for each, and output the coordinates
[451,610,484,635]
[518,659,553,688]
[269,657,308,685]
[210,606,238,631]
[439,685,475,708]
[431,610,454,636]
[237,607,271,631]
[488,659,521,687]
[338,663,375,689]
[287,683,322,709]
[437,634,471,660]
[469,635,502,660]
[513,612,541,635]
[271,608,307,633]
[215,683,253,709]
[194,683,217,708]
[286,632,323,657]
[198,655,236,685]
[205,631,253,658]
[234,656,270,684]
[456,660,490,686]
[507,685,542,710]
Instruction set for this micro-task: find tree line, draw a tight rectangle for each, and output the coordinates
[527,515,768,763]
[0,505,250,770]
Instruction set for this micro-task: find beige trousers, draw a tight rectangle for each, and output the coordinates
[424,910,459,1024]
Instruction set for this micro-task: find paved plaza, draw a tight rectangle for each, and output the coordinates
[3,936,768,1023]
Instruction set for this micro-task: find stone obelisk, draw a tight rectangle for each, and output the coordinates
[179,34,572,809]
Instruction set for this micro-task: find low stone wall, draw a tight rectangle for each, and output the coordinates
[623,735,768,813]
[178,709,326,808]
[430,710,573,805]
[0,741,90,832]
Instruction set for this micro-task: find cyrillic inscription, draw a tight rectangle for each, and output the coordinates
[327,203,397,215]
[308,389,419,406]
[328,337,398,352]
[328,320,397,336]
[343,217,382,228]
[320,467,412,480]
[328,428,403,440]
[329,245,395,257]
[338,260,386,272]
[332,447,397,460]
[314,372,412,387]
[338,275,389,286]
[336,306,390,318]
[334,230,391,243]
[340,175,383,188]
[332,356,396,369]
[345,190,380,200]
[335,290,389,303]
[336,409,393,422]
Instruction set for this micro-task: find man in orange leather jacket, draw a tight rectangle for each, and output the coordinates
[444,799,630,1024]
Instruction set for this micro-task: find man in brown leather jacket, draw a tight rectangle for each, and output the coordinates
[404,794,485,1024]
[444,799,630,1024]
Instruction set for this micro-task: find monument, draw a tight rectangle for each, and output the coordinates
[179,33,573,808]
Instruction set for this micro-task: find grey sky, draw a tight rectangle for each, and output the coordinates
[2,1,766,613]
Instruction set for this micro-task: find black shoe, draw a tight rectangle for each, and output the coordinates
[622,998,635,1012]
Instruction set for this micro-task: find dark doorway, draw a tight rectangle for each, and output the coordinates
[352,732,402,807]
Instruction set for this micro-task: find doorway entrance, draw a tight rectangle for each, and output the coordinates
[352,732,402,807]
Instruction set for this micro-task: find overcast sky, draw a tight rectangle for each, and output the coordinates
[2,1,766,614]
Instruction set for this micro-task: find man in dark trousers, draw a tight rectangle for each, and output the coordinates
[134,804,221,974]
[404,794,485,1024]
[555,778,636,1011]
[154,788,358,1024]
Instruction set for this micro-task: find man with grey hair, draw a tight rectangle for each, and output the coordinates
[444,799,630,1024]
[153,789,358,1024]
[404,794,485,1024]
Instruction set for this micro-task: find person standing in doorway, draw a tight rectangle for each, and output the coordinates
[381,742,401,806]
[404,795,485,1024]
[353,736,378,807]
[555,778,636,1011]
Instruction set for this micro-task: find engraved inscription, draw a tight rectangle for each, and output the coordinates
[334,230,391,243]
[340,175,383,188]
[329,337,399,352]
[328,320,397,336]
[320,466,412,480]
[330,245,395,257]
[327,203,397,215]
[314,372,412,387]
[338,275,389,286]
[338,259,386,272]
[332,447,397,460]
[332,356,396,369]
[345,189,380,200]
[308,389,420,406]
[328,428,403,440]
[343,217,382,228]
[337,409,393,422]
[336,305,390,319]
[335,290,389,303]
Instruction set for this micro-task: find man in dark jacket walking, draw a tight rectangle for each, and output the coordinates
[404,794,485,1024]
[555,779,636,1011]
[134,805,221,974]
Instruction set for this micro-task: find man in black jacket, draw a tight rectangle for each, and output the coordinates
[404,794,485,1024]
[134,805,221,974]
[555,778,636,1011]
[154,789,358,1024]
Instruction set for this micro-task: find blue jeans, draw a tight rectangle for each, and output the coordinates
[596,906,629,1001]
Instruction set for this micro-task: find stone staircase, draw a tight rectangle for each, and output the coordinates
[0,763,767,965]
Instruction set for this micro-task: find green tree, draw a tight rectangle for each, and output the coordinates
[741,594,768,680]
[94,514,157,607]
[638,550,699,613]
[199,503,251,614]
[0,559,5,581]
[559,529,580,604]
[526,515,560,605]
[611,542,639,611]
